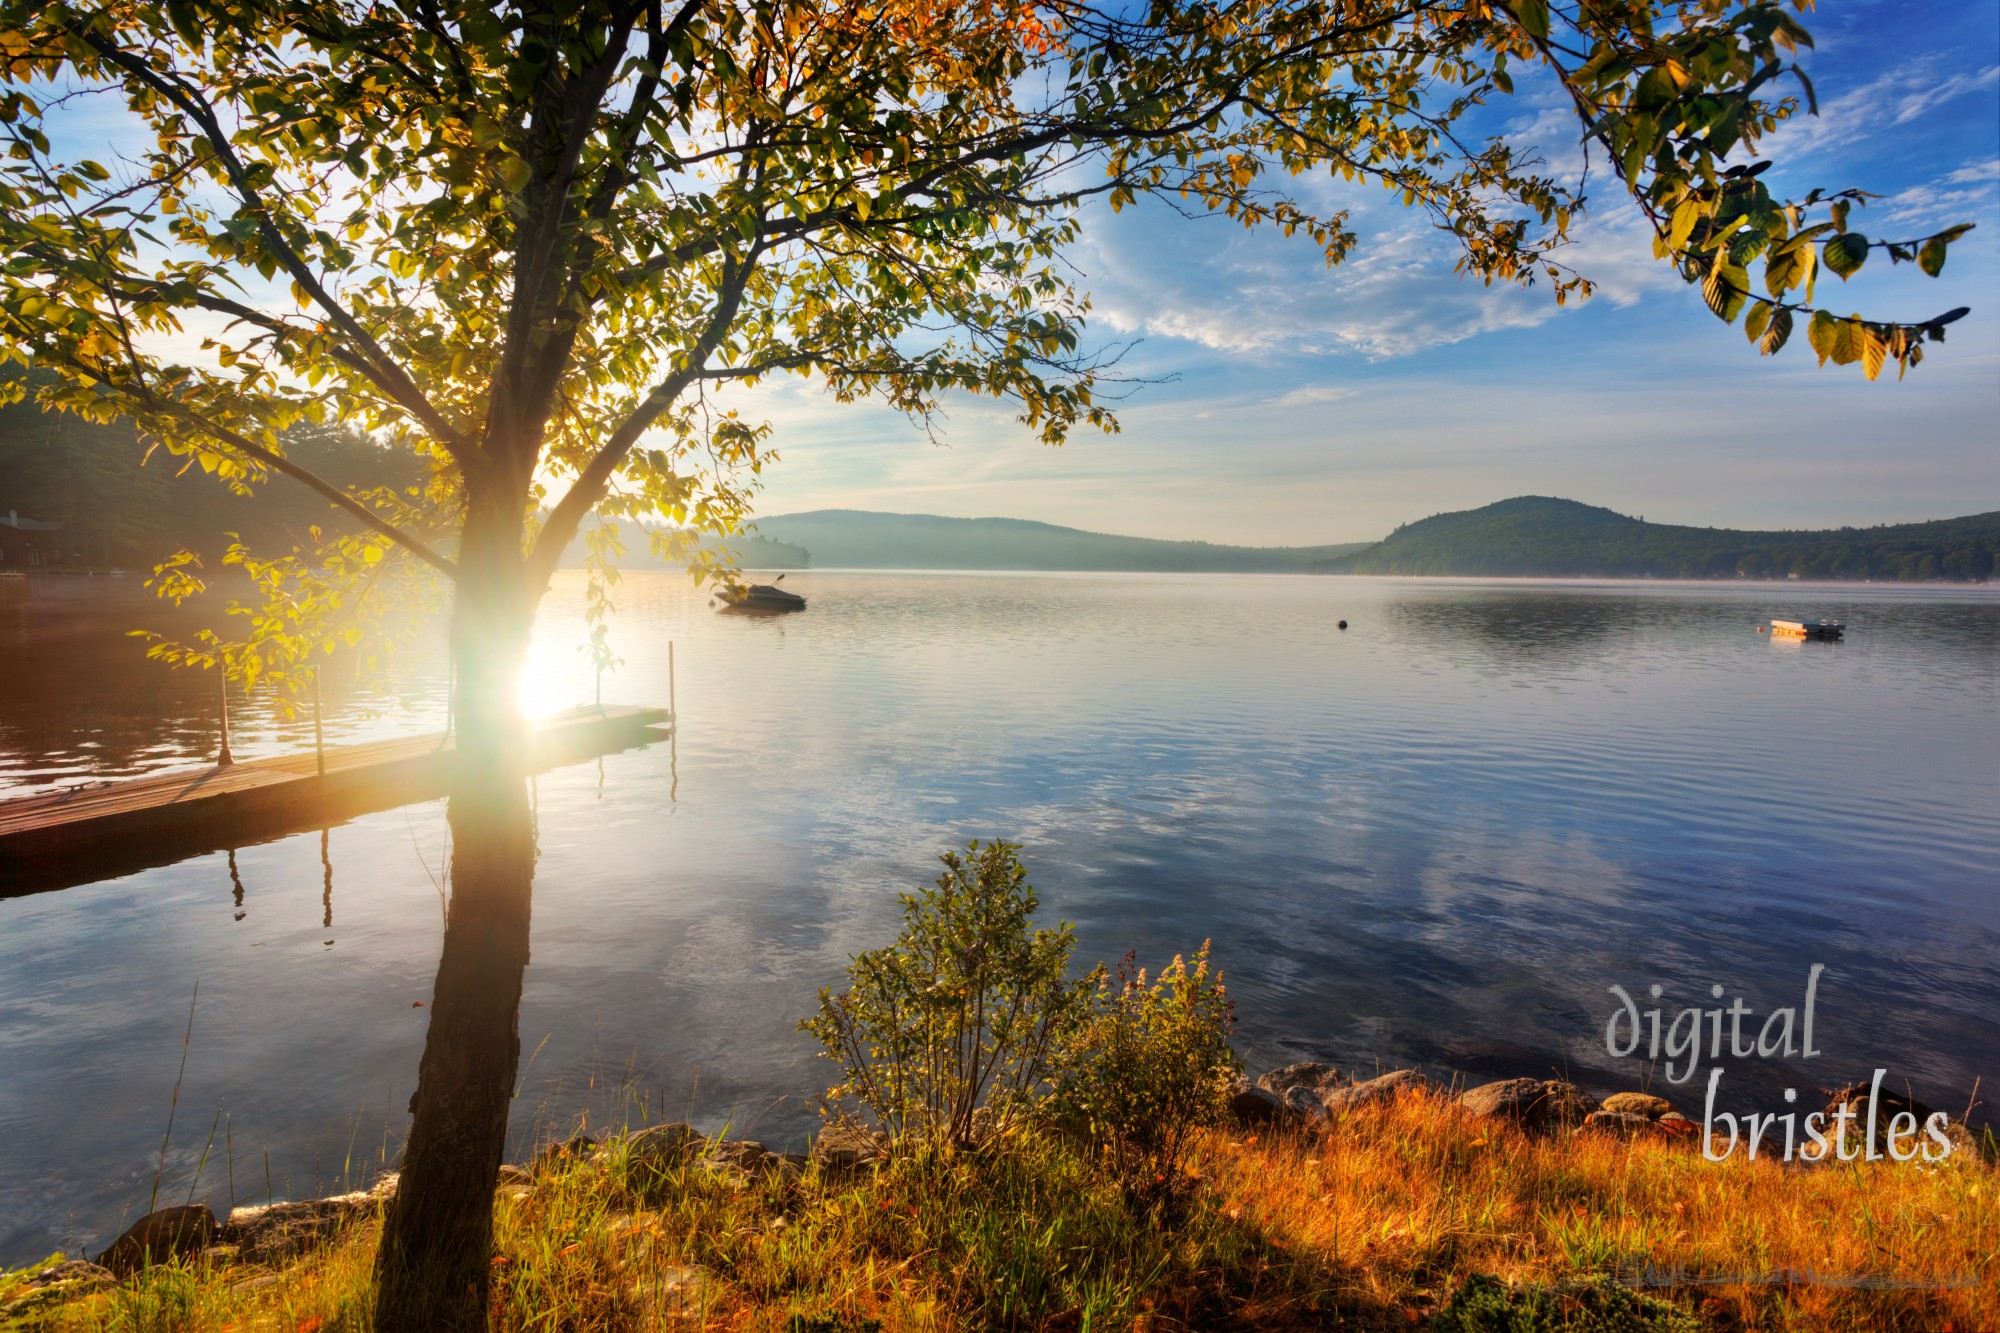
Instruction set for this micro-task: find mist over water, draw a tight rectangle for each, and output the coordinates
[2,571,1996,1264]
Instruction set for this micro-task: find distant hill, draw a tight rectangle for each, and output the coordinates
[752,510,1370,572]
[1312,497,1999,582]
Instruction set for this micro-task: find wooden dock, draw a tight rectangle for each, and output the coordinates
[0,704,671,896]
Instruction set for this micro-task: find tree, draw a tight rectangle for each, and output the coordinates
[0,0,1973,1324]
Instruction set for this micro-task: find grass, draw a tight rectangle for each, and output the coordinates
[5,1092,1994,1332]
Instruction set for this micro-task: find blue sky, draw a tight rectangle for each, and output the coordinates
[22,4,1998,546]
[735,0,2000,544]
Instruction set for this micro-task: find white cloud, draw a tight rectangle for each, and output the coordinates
[1273,386,1357,407]
[1759,59,1999,158]
[1946,159,2000,184]
[1075,184,1680,364]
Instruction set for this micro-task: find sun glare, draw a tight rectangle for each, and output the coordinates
[514,654,591,720]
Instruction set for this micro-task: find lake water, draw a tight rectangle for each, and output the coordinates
[2,571,1996,1264]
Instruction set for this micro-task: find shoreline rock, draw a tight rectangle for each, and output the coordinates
[96,1204,218,1278]
[1457,1077,1595,1134]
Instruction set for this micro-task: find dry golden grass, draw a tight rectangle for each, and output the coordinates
[1207,1093,2000,1332]
[7,1096,1994,1332]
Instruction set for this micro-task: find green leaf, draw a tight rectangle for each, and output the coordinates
[1514,0,1550,40]
[1823,232,1868,280]
[1919,238,1947,277]
[1702,264,1748,323]
[1742,301,1771,342]
[1759,306,1793,356]
[497,155,532,193]
[1808,310,1838,365]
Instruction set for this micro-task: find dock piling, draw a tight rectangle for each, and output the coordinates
[668,640,676,721]
[217,668,234,767]
[313,668,326,779]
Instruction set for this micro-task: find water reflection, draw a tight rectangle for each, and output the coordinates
[0,573,1995,1267]
[0,579,447,791]
[1393,587,1657,666]
[228,848,246,921]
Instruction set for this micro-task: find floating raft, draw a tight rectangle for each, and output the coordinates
[0,704,671,896]
[1769,618,1845,639]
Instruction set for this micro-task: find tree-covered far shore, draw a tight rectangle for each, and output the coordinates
[1313,496,1997,583]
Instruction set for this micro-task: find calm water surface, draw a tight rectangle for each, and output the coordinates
[1,572,1996,1263]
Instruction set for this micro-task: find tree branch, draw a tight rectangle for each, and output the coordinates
[83,369,462,579]
[525,245,760,587]
[68,22,472,463]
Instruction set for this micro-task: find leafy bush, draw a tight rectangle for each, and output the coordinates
[1431,1274,1702,1333]
[802,840,1091,1149]
[1051,942,1239,1201]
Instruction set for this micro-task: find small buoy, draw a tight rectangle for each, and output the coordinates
[1337,619,1348,630]
[1757,626,1766,633]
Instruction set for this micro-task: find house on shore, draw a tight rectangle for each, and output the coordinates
[0,510,64,567]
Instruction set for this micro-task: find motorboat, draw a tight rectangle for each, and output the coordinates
[715,577,807,613]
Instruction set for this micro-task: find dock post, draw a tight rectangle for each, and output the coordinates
[217,667,234,767]
[313,667,326,779]
[668,640,676,722]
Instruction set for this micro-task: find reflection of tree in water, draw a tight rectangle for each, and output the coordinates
[0,588,218,785]
[1392,592,1661,670]
[227,848,246,921]
[321,828,334,930]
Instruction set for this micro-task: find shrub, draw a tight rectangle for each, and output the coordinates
[801,840,1091,1149]
[1051,942,1239,1202]
[1431,1273,1702,1333]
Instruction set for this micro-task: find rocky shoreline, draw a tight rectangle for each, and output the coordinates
[4,1062,1982,1322]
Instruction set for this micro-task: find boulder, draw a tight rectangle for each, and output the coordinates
[700,1139,770,1173]
[1283,1086,1329,1123]
[624,1122,706,1171]
[1225,1080,1289,1126]
[223,1187,383,1265]
[0,1260,115,1322]
[626,1262,710,1319]
[96,1205,219,1277]
[1458,1078,1595,1134]
[811,1123,888,1177]
[1257,1062,1344,1097]
[1824,1080,1938,1130]
[16,1259,115,1293]
[1321,1069,1428,1114]
[1599,1092,1678,1120]
[1581,1110,1662,1138]
[531,1133,598,1176]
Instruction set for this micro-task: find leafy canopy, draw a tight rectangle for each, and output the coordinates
[0,0,1972,687]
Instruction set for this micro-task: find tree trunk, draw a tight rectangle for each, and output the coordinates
[374,486,537,1331]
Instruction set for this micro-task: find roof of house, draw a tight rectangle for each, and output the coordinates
[0,511,61,531]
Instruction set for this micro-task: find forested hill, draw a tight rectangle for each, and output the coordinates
[752,510,1369,572]
[1312,497,1999,581]
[0,392,423,569]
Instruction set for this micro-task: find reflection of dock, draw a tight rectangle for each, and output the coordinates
[0,704,671,896]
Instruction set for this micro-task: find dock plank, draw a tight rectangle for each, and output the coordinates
[0,704,671,895]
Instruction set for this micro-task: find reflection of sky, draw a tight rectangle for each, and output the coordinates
[2,572,1995,1265]
[21,6,1999,547]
